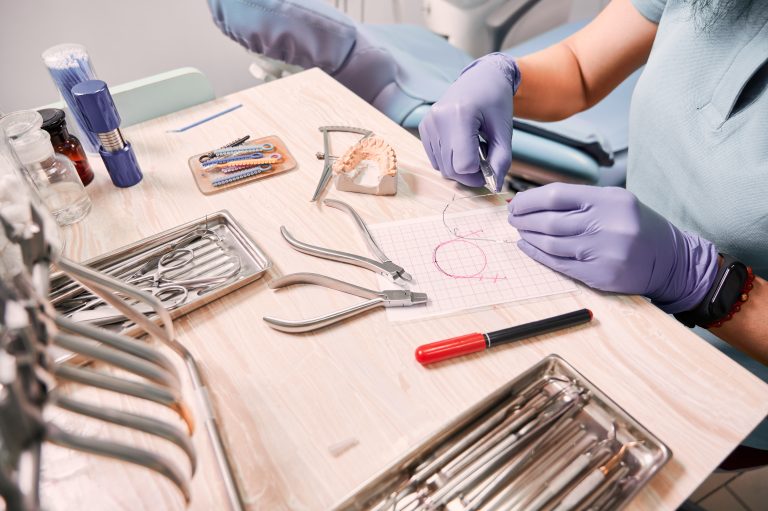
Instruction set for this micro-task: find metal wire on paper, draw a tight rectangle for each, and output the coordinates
[440,192,517,245]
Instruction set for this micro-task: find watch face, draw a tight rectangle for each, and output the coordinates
[711,263,748,318]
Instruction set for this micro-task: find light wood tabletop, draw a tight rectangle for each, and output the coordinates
[43,68,768,510]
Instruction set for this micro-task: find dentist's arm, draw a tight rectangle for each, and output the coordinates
[715,276,768,365]
[515,0,658,120]
[419,0,657,186]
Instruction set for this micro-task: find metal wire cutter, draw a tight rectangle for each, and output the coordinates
[280,198,412,284]
[263,273,427,333]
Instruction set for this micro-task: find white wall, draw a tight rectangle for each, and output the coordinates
[0,0,606,114]
[0,0,257,113]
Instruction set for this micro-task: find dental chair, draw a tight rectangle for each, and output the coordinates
[207,0,635,189]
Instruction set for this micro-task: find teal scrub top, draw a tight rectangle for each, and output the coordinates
[628,0,768,449]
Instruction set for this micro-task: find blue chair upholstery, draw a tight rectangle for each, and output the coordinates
[208,0,634,186]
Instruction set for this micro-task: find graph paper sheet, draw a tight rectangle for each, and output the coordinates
[368,206,578,321]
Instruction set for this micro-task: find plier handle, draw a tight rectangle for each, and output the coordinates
[263,273,427,333]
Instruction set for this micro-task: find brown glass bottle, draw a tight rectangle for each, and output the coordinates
[38,108,94,186]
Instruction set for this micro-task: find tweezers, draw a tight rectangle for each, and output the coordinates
[280,199,412,284]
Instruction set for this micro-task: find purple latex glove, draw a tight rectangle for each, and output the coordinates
[507,183,720,313]
[419,53,521,191]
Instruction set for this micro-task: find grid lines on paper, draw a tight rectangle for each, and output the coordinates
[368,206,578,321]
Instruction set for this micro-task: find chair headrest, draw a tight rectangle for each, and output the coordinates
[208,0,357,74]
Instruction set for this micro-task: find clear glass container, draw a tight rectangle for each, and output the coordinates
[0,110,92,226]
[0,125,63,265]
[25,152,92,225]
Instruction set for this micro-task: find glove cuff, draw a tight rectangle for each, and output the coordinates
[652,229,719,314]
[460,53,522,95]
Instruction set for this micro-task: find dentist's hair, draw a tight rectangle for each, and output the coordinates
[688,0,756,29]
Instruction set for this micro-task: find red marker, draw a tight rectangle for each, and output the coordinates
[415,309,593,365]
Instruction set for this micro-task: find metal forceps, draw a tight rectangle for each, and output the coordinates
[280,199,412,284]
[262,273,427,333]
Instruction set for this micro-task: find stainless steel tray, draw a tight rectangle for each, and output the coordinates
[333,355,671,511]
[50,210,270,341]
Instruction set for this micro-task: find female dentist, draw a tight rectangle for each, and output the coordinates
[420,0,768,453]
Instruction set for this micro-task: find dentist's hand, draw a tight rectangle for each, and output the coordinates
[507,183,719,313]
[419,53,521,191]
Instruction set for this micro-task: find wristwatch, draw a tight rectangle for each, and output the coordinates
[674,254,754,328]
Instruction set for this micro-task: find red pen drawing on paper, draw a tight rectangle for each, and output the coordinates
[366,205,578,321]
[432,230,508,282]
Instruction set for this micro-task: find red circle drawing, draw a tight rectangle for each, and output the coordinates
[432,238,488,279]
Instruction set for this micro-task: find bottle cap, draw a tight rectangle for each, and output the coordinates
[39,108,67,133]
[72,80,121,133]
[12,129,55,165]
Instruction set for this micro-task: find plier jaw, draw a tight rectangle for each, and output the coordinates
[381,289,428,307]
[379,261,413,284]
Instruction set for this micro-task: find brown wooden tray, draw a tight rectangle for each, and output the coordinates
[188,134,297,195]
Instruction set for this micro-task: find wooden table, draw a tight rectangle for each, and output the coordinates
[45,68,768,510]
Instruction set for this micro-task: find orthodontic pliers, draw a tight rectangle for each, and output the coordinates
[280,199,413,284]
[263,273,427,333]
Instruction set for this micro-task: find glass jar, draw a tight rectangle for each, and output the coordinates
[0,110,92,226]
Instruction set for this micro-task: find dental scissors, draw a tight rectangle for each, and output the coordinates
[125,243,241,290]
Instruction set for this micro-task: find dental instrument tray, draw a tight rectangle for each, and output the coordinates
[49,210,271,340]
[333,355,671,511]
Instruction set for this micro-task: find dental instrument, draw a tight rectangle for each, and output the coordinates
[478,138,499,193]
[263,273,427,333]
[331,356,671,511]
[45,424,191,503]
[52,394,197,474]
[552,442,642,511]
[312,125,373,201]
[281,198,413,284]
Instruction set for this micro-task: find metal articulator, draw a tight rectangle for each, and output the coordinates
[311,125,373,202]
